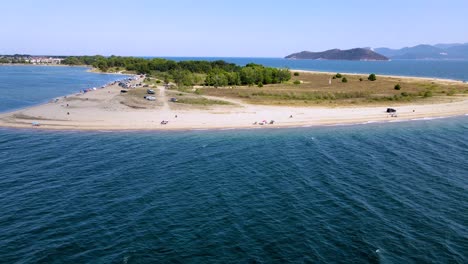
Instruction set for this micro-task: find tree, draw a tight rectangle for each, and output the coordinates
[368,73,377,81]
[335,73,342,78]
[240,67,257,85]
[277,69,292,83]
[294,72,300,76]
[394,84,401,90]
[342,77,348,83]
[205,70,228,88]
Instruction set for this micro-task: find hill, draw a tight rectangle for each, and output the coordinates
[285,48,389,61]
[375,43,468,60]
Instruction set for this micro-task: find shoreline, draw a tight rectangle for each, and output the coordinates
[1,66,467,132]
[0,113,466,133]
[1,90,467,131]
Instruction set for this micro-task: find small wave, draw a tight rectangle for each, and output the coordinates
[411,116,450,121]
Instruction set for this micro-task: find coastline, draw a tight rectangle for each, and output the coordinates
[0,83,466,131]
[1,66,467,132]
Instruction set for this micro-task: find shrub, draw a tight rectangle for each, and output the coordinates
[335,73,342,78]
[359,78,363,81]
[257,82,263,88]
[156,80,161,84]
[401,92,409,97]
[294,72,300,76]
[293,80,301,85]
[332,76,336,79]
[423,91,433,97]
[368,73,376,81]
[342,77,348,83]
[394,84,401,90]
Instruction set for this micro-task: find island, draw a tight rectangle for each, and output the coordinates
[285,48,389,61]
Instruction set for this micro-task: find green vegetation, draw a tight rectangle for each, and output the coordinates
[198,71,468,106]
[175,97,232,105]
[368,73,377,81]
[294,72,300,76]
[335,73,342,78]
[342,77,348,83]
[359,78,363,81]
[423,90,433,97]
[394,84,401,90]
[62,56,291,88]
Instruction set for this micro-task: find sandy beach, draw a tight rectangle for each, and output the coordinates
[0,72,467,131]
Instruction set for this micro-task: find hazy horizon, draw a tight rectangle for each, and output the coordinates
[1,0,467,57]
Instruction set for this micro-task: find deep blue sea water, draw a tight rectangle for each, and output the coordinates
[161,57,468,82]
[0,64,467,263]
[0,119,467,263]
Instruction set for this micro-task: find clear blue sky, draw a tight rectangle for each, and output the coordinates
[1,0,467,57]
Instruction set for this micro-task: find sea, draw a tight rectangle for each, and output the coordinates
[0,61,467,263]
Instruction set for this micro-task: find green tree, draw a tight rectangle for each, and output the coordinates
[277,69,291,83]
[368,73,377,81]
[342,77,348,83]
[394,84,401,90]
[240,67,257,85]
[205,70,229,88]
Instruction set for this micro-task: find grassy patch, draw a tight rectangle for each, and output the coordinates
[175,97,232,106]
[195,72,468,106]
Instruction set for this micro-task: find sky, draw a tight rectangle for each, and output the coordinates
[1,0,467,57]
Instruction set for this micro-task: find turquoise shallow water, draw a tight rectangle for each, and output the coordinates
[0,66,126,112]
[0,118,467,263]
[0,64,467,263]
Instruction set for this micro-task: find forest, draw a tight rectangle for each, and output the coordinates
[62,56,291,87]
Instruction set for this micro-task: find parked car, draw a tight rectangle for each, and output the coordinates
[147,89,155,94]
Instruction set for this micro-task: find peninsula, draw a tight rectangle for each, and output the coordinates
[1,57,467,130]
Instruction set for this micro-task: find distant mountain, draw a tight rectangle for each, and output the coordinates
[433,43,466,49]
[375,43,468,60]
[285,48,389,61]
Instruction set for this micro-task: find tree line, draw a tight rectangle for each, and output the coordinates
[62,56,291,87]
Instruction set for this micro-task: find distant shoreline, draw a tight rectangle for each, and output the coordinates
[290,69,466,84]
